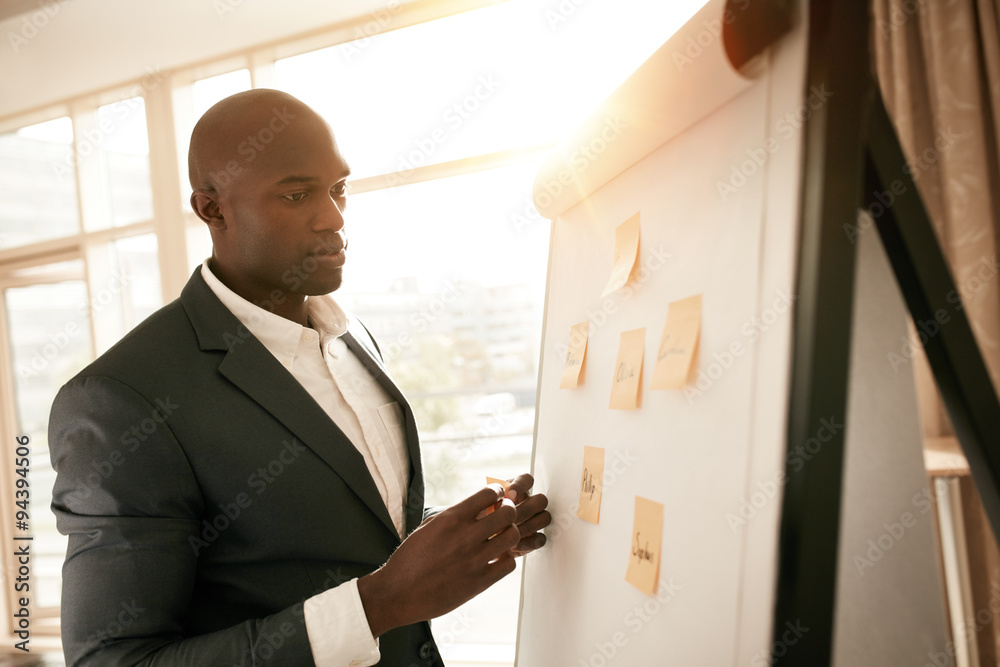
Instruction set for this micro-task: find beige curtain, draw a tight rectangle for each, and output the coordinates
[872,0,1000,663]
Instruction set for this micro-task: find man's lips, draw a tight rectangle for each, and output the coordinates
[311,236,347,258]
[309,243,346,270]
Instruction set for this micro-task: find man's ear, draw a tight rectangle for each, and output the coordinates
[191,189,225,229]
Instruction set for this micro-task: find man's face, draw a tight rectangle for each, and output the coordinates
[213,110,351,303]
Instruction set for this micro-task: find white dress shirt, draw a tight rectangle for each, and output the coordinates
[201,260,411,667]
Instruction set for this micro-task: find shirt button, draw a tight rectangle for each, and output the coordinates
[418,641,433,659]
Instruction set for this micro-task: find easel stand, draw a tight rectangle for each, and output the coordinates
[772,2,1000,665]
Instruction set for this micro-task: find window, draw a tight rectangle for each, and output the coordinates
[0,1,708,662]
[4,270,92,615]
[335,162,547,664]
[0,118,79,248]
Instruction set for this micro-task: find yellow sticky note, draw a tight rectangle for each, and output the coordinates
[650,294,702,390]
[577,446,604,524]
[560,322,589,389]
[625,496,663,595]
[484,476,510,515]
[609,328,645,410]
[486,476,510,496]
[602,213,641,297]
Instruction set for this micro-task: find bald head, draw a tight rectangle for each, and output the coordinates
[186,88,351,320]
[188,89,329,194]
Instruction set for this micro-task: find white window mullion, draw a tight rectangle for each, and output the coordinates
[145,74,190,301]
[249,49,277,89]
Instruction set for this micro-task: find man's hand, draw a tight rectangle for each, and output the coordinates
[504,473,551,558]
[357,486,520,638]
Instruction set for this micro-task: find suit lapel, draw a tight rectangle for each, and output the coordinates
[180,270,399,539]
[342,324,426,534]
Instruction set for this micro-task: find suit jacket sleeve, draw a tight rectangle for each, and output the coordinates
[50,374,316,666]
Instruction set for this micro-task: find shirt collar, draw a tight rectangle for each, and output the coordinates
[200,259,351,369]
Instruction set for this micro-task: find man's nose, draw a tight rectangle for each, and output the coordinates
[314,192,345,232]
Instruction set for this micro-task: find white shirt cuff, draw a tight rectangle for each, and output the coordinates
[304,577,381,667]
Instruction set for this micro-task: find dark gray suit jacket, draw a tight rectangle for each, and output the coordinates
[49,268,444,666]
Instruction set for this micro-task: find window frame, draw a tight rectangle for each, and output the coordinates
[0,0,547,656]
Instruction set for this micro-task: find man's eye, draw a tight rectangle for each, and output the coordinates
[332,183,349,198]
[282,192,308,202]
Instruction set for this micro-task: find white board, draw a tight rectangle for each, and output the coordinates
[515,1,949,665]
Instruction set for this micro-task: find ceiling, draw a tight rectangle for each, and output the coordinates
[0,0,484,120]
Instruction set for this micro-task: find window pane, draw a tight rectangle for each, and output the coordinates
[179,70,253,212]
[5,275,94,610]
[186,222,212,275]
[335,161,548,666]
[275,0,706,178]
[192,69,252,119]
[112,233,162,330]
[96,98,153,227]
[0,117,80,248]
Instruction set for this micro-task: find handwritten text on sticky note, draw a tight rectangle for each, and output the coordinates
[610,328,645,410]
[560,322,589,389]
[577,446,604,524]
[625,496,663,595]
[650,294,702,390]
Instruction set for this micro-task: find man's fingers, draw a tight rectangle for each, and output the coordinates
[515,508,551,536]
[452,485,505,520]
[514,493,548,524]
[475,497,517,540]
[484,550,517,583]
[483,523,520,562]
[506,473,535,502]
[512,532,547,557]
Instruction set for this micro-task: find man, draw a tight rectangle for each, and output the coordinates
[49,89,550,666]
